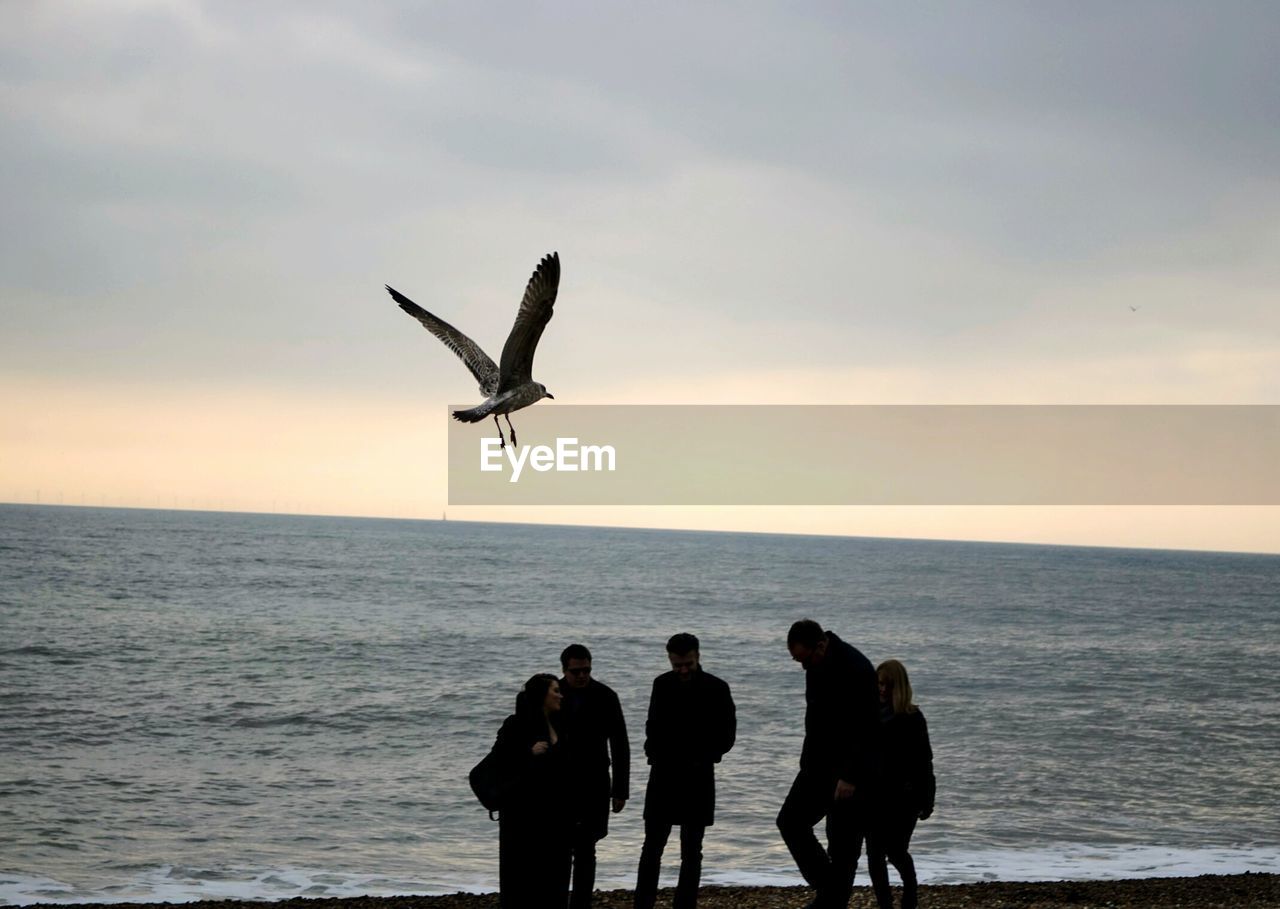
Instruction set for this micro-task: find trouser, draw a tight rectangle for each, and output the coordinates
[867,810,919,909]
[569,821,600,909]
[634,818,706,909]
[776,770,869,909]
[567,773,611,909]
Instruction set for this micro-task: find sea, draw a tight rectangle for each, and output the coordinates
[1,504,1278,905]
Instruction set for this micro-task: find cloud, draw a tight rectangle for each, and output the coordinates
[2,1,1277,548]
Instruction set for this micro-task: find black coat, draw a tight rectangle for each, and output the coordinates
[558,677,630,833]
[493,710,568,822]
[799,631,881,790]
[880,708,935,815]
[642,667,736,826]
[493,711,571,907]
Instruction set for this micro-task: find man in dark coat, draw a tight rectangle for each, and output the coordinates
[559,643,630,909]
[634,633,736,909]
[776,619,881,909]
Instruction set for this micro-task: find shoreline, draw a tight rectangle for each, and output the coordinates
[24,874,1280,909]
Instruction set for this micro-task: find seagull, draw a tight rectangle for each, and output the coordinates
[386,252,560,448]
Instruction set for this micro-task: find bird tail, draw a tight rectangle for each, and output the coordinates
[452,403,491,423]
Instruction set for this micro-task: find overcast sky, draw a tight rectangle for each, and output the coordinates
[3,1,1278,549]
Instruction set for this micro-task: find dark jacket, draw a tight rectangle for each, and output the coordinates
[800,631,881,790]
[558,677,630,809]
[642,667,736,825]
[493,710,568,822]
[880,707,936,815]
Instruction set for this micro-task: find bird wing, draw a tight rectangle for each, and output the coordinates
[386,285,500,395]
[497,251,560,393]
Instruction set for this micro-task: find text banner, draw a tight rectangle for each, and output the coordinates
[446,405,1280,505]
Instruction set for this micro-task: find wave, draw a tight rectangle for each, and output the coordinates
[3,846,1278,905]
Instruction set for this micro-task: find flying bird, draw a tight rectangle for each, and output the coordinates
[386,252,560,448]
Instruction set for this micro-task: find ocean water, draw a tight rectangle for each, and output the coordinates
[1,504,1278,905]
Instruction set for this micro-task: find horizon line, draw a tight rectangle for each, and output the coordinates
[3,500,1278,559]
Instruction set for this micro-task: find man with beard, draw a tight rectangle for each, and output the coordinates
[634,633,736,909]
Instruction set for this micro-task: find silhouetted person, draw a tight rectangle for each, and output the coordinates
[493,673,570,909]
[559,644,630,909]
[634,633,736,909]
[777,619,881,909]
[867,659,935,909]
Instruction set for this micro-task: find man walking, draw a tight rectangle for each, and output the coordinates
[634,633,736,909]
[559,644,630,909]
[776,619,881,909]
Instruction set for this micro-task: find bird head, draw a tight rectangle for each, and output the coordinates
[539,384,554,400]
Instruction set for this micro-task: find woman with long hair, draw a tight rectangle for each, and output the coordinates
[493,672,570,908]
[867,659,936,909]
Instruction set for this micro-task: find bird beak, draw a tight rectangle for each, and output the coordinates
[545,392,555,399]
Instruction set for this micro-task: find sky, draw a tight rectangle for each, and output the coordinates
[2,1,1278,552]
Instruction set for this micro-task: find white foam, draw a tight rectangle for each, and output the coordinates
[913,843,1280,883]
[3,846,1278,906]
[0,866,494,906]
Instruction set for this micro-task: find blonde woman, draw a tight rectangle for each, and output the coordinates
[867,660,935,909]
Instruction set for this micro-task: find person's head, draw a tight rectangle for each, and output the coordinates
[665,632,700,681]
[560,643,593,690]
[517,672,562,718]
[876,659,916,715]
[787,619,828,670]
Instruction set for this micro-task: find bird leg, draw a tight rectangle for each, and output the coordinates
[492,415,507,449]
[505,415,518,447]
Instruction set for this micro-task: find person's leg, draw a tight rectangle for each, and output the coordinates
[865,826,893,909]
[672,824,706,909]
[568,821,599,909]
[886,816,919,909]
[776,771,832,890]
[548,836,573,909]
[820,794,867,908]
[634,818,673,909]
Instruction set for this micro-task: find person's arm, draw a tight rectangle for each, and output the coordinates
[643,678,659,763]
[609,689,631,809]
[916,712,936,818]
[713,679,736,761]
